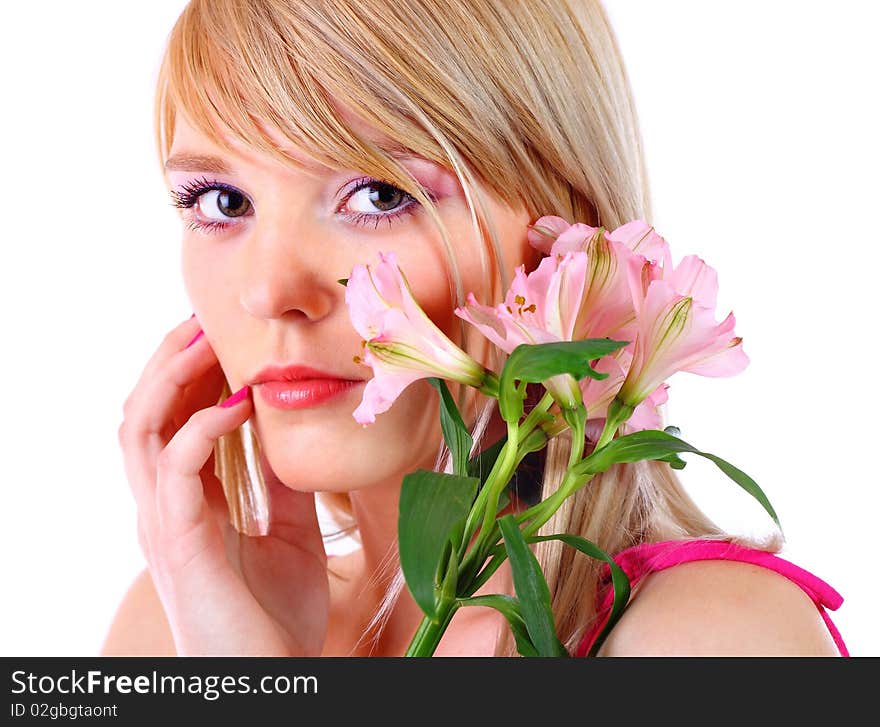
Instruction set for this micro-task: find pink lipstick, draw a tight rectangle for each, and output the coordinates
[250,364,364,411]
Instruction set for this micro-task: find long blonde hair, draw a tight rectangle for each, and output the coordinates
[154,0,782,656]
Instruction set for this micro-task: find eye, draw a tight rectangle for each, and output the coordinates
[196,189,251,219]
[338,177,434,230]
[169,176,253,235]
[169,174,434,235]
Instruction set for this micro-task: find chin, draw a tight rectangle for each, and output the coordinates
[255,423,440,496]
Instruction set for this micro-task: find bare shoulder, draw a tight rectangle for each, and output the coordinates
[598,558,840,656]
[100,568,177,656]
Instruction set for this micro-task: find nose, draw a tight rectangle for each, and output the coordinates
[238,214,337,322]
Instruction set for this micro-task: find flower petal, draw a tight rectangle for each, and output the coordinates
[346,251,487,424]
[353,366,425,425]
[619,279,747,405]
[455,293,511,350]
[625,383,670,432]
[669,254,719,309]
[345,263,388,340]
[608,220,673,270]
[548,222,604,256]
[527,215,573,253]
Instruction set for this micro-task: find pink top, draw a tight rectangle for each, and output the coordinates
[574,538,848,657]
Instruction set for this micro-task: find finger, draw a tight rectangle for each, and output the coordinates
[172,361,227,431]
[120,363,227,557]
[135,315,204,387]
[155,387,253,545]
[127,333,225,438]
[137,513,152,562]
[121,315,203,424]
[119,424,164,532]
[200,445,235,529]
[120,354,226,520]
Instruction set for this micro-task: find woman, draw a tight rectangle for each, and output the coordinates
[102,0,845,656]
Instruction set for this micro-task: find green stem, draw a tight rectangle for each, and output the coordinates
[564,404,587,470]
[478,419,519,549]
[478,371,500,399]
[406,393,634,657]
[459,423,518,553]
[518,390,556,440]
[515,400,630,534]
[405,600,460,656]
[522,471,589,537]
[404,615,432,656]
[459,390,554,557]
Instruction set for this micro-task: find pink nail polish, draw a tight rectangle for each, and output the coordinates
[189,313,196,319]
[220,385,250,408]
[185,329,204,348]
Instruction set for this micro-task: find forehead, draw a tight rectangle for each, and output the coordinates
[167,102,414,175]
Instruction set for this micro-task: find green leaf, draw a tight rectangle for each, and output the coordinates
[499,340,629,421]
[659,452,688,470]
[528,533,631,657]
[498,514,568,657]
[504,339,629,383]
[399,470,479,620]
[458,594,538,657]
[576,429,780,529]
[427,378,473,477]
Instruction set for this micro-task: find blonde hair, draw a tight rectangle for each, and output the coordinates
[154,0,782,656]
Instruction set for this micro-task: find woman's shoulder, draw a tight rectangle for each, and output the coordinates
[100,567,177,656]
[589,539,845,657]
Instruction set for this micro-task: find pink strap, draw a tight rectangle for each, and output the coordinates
[574,539,848,657]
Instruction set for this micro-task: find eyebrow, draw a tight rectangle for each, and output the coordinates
[164,154,235,174]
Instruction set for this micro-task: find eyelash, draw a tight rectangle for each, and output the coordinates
[168,175,431,235]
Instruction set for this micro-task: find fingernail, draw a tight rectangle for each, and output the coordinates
[220,385,250,408]
[185,329,204,348]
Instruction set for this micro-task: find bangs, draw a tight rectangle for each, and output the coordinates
[155,0,451,212]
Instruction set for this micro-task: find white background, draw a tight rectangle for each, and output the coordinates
[1,1,876,656]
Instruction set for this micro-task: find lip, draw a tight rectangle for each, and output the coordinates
[250,364,365,410]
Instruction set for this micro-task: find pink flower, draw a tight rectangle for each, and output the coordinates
[458,218,661,411]
[625,383,670,431]
[526,215,746,421]
[345,251,490,425]
[526,215,578,252]
[456,225,653,410]
[454,253,590,408]
[617,254,749,407]
[579,352,669,435]
[528,215,673,271]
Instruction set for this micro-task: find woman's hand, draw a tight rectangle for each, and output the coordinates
[117,315,330,656]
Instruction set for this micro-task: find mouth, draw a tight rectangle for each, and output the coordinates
[255,378,365,410]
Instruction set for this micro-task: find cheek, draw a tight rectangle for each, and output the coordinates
[393,221,487,348]
[182,244,219,304]
[395,211,531,364]
[182,243,241,322]
[181,244,246,381]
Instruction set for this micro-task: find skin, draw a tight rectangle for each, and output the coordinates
[112,105,540,656]
[106,107,841,658]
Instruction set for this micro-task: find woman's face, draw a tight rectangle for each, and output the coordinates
[166,110,538,493]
